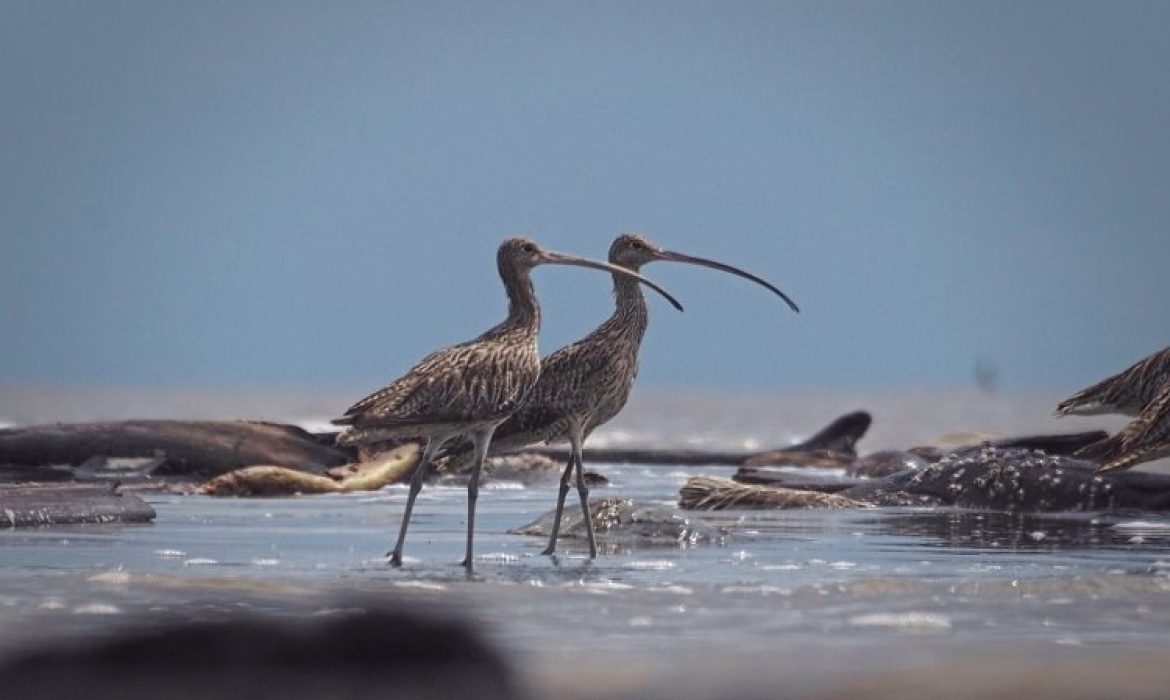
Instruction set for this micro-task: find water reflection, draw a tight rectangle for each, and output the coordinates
[853,509,1170,554]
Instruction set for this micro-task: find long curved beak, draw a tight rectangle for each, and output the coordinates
[539,250,684,312]
[655,250,799,313]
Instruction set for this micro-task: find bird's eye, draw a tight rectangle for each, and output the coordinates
[521,243,535,254]
[630,240,643,249]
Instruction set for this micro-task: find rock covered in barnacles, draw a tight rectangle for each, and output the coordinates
[841,446,1117,512]
[436,453,608,487]
[512,496,723,546]
[847,450,932,478]
[679,476,869,511]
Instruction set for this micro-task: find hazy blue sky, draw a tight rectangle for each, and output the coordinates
[2,1,1168,392]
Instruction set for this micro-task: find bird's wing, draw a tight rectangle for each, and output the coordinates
[493,338,633,447]
[1080,382,1170,472]
[337,341,537,428]
[1056,347,1170,417]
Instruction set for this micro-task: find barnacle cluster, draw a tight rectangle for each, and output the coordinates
[904,446,1112,512]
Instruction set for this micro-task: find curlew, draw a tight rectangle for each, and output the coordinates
[446,233,798,557]
[1055,346,1170,418]
[333,237,682,570]
[1076,382,1170,472]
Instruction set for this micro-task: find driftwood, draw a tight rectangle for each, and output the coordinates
[524,411,872,467]
[199,444,421,497]
[0,421,352,478]
[678,476,868,511]
[733,468,860,492]
[0,484,156,526]
[741,411,869,466]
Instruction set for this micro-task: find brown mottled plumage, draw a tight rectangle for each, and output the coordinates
[448,233,798,557]
[333,237,681,569]
[1078,382,1170,473]
[1056,346,1170,417]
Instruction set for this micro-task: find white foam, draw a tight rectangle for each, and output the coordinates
[87,571,132,585]
[294,418,339,434]
[720,585,792,596]
[623,560,676,571]
[392,580,446,591]
[577,579,634,592]
[73,602,123,615]
[1114,520,1170,531]
[483,481,526,491]
[848,611,952,632]
[183,557,220,567]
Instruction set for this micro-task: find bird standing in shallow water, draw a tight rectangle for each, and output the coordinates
[446,233,798,557]
[1059,345,1170,472]
[332,237,682,570]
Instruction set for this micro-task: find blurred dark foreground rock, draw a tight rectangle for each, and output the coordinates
[0,605,524,700]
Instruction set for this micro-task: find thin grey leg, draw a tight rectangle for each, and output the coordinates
[540,454,576,556]
[461,425,496,570]
[388,438,440,566]
[570,429,598,558]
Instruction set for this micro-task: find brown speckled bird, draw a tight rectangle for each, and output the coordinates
[1077,382,1170,472]
[1055,346,1170,417]
[447,233,798,557]
[333,237,682,569]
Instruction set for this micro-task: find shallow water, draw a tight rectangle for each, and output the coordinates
[3,389,1170,696]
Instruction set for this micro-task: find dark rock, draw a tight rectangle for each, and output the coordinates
[840,447,1170,512]
[0,420,352,478]
[0,483,155,526]
[512,496,725,546]
[847,450,931,478]
[0,605,522,700]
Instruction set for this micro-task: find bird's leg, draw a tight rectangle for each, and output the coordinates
[540,454,576,556]
[388,438,439,566]
[461,425,496,570]
[571,427,598,559]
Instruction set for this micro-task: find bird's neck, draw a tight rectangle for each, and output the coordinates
[501,264,541,334]
[605,270,649,342]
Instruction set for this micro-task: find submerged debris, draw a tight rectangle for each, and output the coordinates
[436,452,609,486]
[199,444,421,497]
[512,496,724,546]
[0,483,156,526]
